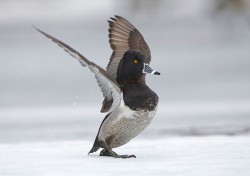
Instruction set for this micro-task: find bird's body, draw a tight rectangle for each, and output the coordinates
[96,81,158,149]
[36,15,160,158]
[99,100,157,148]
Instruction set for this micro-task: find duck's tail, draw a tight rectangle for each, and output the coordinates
[88,146,100,155]
[88,137,101,155]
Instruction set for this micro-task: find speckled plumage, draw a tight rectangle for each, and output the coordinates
[99,103,158,148]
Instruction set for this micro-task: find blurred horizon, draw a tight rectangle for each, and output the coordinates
[1,0,250,142]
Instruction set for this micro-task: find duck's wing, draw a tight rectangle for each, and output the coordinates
[107,15,151,81]
[100,15,151,113]
[35,27,122,114]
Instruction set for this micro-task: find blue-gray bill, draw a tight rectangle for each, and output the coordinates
[143,63,160,75]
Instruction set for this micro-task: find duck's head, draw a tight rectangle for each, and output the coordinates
[117,50,160,83]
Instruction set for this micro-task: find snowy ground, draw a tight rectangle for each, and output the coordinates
[0,136,250,176]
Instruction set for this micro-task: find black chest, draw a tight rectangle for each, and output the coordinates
[123,82,158,111]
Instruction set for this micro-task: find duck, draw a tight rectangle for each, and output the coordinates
[35,15,160,159]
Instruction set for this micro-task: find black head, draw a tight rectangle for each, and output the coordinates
[117,50,160,83]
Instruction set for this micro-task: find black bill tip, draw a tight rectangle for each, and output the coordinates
[153,71,160,75]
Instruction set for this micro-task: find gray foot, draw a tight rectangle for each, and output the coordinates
[100,148,136,158]
[114,154,136,159]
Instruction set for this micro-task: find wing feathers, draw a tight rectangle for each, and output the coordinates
[35,15,151,114]
[106,16,151,79]
[101,15,151,111]
[34,27,122,113]
[109,34,128,42]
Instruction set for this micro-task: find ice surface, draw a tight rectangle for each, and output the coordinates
[0,136,249,176]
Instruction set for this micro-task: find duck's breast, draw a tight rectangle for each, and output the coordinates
[98,102,158,148]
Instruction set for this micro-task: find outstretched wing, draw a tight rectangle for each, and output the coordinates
[100,15,151,112]
[34,27,122,114]
[107,15,151,80]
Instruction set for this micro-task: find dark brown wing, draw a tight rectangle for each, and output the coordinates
[101,15,151,113]
[106,15,151,80]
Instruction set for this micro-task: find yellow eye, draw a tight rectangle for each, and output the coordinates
[133,59,138,64]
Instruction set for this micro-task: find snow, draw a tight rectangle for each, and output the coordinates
[0,136,249,176]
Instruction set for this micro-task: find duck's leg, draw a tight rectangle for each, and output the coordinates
[100,148,112,156]
[99,139,136,158]
[100,148,136,158]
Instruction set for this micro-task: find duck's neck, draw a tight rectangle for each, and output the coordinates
[124,78,140,84]
[117,78,143,87]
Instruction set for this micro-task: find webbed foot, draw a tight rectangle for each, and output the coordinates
[100,148,136,158]
[114,154,136,158]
